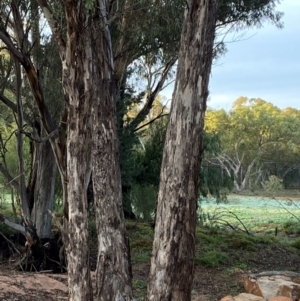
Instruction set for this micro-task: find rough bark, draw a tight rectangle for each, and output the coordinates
[91,1,133,300]
[92,87,134,301]
[29,0,94,298]
[145,1,219,301]
[61,3,93,301]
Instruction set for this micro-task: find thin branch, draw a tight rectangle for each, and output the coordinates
[0,92,32,123]
[134,112,169,133]
[0,92,17,112]
[274,198,300,222]
[225,210,250,235]
[0,129,16,155]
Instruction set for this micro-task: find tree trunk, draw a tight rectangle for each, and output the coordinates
[62,4,93,301]
[91,1,133,299]
[92,86,133,301]
[31,137,57,239]
[240,158,257,191]
[146,1,219,301]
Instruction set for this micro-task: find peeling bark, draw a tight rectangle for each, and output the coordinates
[61,3,94,301]
[146,1,219,300]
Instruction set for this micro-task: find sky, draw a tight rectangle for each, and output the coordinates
[162,0,300,111]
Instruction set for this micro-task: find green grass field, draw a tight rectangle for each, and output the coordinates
[200,194,300,234]
[1,189,300,235]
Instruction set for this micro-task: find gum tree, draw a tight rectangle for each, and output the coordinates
[146,1,219,300]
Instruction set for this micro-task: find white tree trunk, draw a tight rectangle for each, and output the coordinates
[31,139,57,239]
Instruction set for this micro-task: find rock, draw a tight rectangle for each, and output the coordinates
[219,293,265,301]
[220,295,235,301]
[244,271,300,300]
[268,297,293,301]
[0,272,68,300]
[244,277,264,296]
[234,293,265,301]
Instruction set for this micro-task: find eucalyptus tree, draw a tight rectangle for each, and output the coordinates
[205,98,300,192]
[116,0,283,216]
[0,1,285,301]
[0,0,175,299]
[145,1,220,300]
[0,1,93,299]
[145,1,284,300]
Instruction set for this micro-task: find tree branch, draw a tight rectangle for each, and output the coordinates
[11,0,27,51]
[127,57,176,131]
[0,31,25,64]
[134,113,169,133]
[0,213,35,244]
[0,92,32,123]
[14,58,32,226]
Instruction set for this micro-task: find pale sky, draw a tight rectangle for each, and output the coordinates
[162,0,300,111]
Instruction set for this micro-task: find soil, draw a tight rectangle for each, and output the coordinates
[0,239,299,301]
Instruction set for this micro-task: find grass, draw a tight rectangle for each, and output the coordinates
[283,220,300,235]
[200,194,300,234]
[290,239,300,250]
[127,221,153,264]
[133,279,148,299]
[1,190,300,300]
[113,222,299,299]
[195,250,229,267]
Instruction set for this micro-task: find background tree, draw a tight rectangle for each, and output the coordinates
[0,2,61,243]
[205,97,300,192]
[200,131,234,200]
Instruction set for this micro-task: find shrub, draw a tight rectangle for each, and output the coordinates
[290,239,300,250]
[228,237,255,251]
[263,175,284,193]
[283,220,300,235]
